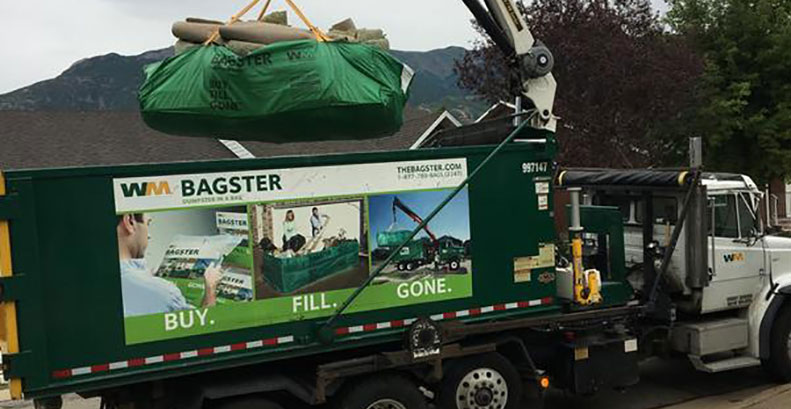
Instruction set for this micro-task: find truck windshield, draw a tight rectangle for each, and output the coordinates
[710,195,738,238]
[737,192,759,237]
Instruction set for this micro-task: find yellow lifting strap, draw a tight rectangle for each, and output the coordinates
[204,0,330,45]
[204,0,265,45]
[257,0,273,21]
[284,0,331,42]
[0,171,22,399]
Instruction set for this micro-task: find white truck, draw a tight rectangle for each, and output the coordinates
[559,167,791,380]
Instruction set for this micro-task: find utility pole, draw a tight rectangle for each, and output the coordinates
[689,137,702,168]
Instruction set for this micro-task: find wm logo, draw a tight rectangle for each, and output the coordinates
[723,252,745,263]
[120,181,172,198]
[287,50,314,61]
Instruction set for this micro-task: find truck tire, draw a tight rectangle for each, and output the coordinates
[406,262,415,272]
[439,353,522,409]
[398,262,406,271]
[337,374,427,409]
[765,304,791,381]
[449,259,460,271]
[215,397,284,409]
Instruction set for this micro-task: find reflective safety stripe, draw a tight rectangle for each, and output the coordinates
[333,297,555,338]
[52,334,295,379]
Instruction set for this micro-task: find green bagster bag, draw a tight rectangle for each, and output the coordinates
[376,230,412,247]
[262,240,360,293]
[139,40,413,142]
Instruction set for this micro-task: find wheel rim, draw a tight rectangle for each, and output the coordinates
[366,398,407,409]
[455,367,508,409]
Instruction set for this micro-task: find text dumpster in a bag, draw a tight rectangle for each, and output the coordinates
[139,40,414,142]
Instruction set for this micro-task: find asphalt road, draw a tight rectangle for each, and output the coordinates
[541,356,777,409]
[0,357,784,409]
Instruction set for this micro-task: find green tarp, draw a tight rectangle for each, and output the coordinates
[139,40,413,142]
[376,230,412,247]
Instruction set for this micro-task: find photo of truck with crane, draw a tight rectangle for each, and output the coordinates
[374,196,467,273]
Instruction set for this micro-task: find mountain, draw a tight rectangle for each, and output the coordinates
[0,46,486,120]
[391,47,488,120]
[0,48,171,112]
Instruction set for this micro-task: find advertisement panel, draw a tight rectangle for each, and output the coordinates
[114,159,473,344]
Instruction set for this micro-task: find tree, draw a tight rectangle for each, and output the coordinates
[667,0,791,183]
[455,0,702,168]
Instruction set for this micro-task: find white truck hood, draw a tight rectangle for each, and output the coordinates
[763,235,791,276]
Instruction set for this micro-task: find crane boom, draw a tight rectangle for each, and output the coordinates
[461,0,557,132]
[392,197,439,244]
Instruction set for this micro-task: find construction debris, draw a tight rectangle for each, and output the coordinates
[260,10,288,25]
[219,21,312,45]
[172,21,223,44]
[173,13,390,56]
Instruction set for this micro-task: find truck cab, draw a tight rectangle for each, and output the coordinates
[559,169,791,378]
[592,173,766,313]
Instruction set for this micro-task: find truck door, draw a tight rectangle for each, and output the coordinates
[703,192,763,312]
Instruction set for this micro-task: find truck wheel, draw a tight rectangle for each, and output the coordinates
[406,262,415,271]
[337,374,427,409]
[398,262,406,271]
[449,259,460,271]
[439,353,522,409]
[765,304,791,381]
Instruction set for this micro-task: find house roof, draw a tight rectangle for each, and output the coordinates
[409,111,462,149]
[476,101,516,123]
[0,108,450,171]
[239,107,448,159]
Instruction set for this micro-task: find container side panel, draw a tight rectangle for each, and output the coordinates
[6,143,558,396]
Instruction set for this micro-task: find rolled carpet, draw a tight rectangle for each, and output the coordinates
[185,17,224,25]
[220,21,312,44]
[172,21,222,43]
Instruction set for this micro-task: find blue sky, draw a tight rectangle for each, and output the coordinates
[369,188,471,249]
